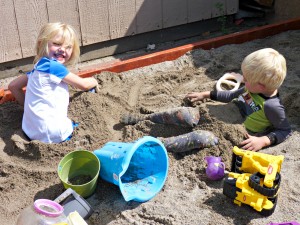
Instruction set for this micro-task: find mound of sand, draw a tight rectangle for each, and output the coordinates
[0,30,300,224]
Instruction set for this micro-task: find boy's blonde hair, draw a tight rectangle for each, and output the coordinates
[34,22,80,66]
[241,48,286,91]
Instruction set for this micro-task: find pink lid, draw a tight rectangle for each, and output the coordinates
[33,199,64,217]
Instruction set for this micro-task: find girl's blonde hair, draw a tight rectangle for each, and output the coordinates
[34,22,80,66]
[241,48,286,91]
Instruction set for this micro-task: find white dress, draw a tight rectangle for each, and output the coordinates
[22,57,73,143]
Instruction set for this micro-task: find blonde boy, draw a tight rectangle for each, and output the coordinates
[185,48,291,151]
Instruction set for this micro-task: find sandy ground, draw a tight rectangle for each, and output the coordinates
[0,29,300,224]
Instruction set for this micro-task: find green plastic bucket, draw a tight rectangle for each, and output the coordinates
[58,150,100,198]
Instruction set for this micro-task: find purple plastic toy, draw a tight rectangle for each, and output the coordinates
[205,156,225,180]
[267,222,300,225]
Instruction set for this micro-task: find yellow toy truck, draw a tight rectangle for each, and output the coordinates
[231,146,283,196]
[223,172,277,216]
[223,146,284,216]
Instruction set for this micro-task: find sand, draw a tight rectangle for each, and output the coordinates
[0,29,300,225]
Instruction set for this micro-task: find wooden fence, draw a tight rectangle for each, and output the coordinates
[0,0,238,64]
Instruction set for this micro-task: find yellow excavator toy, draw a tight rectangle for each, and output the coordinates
[231,146,283,196]
[223,172,278,216]
[223,146,284,216]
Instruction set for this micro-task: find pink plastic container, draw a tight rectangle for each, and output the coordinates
[16,199,68,225]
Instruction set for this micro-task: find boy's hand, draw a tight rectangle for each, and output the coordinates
[184,91,210,103]
[239,133,271,151]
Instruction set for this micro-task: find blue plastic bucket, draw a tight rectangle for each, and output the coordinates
[93,136,169,202]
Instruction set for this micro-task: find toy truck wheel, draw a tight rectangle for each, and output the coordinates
[249,172,281,197]
[260,195,278,216]
[223,177,241,200]
[233,165,243,173]
[231,154,243,173]
[230,153,237,172]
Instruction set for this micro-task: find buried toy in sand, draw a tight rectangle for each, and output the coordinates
[120,107,218,152]
[120,107,200,127]
[159,130,218,152]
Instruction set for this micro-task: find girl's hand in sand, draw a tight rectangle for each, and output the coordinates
[240,133,271,151]
[89,84,100,93]
[184,91,210,103]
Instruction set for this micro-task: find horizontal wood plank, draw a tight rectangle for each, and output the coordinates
[47,0,82,43]
[108,0,136,39]
[0,1,22,63]
[163,0,188,28]
[14,0,48,58]
[188,0,212,23]
[78,0,110,45]
[136,0,162,34]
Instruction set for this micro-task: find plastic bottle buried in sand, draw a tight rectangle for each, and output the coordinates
[16,199,69,225]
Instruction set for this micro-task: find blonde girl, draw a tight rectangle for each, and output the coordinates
[9,22,98,143]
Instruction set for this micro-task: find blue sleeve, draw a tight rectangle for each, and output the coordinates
[49,59,69,79]
[264,97,291,144]
[35,57,69,79]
